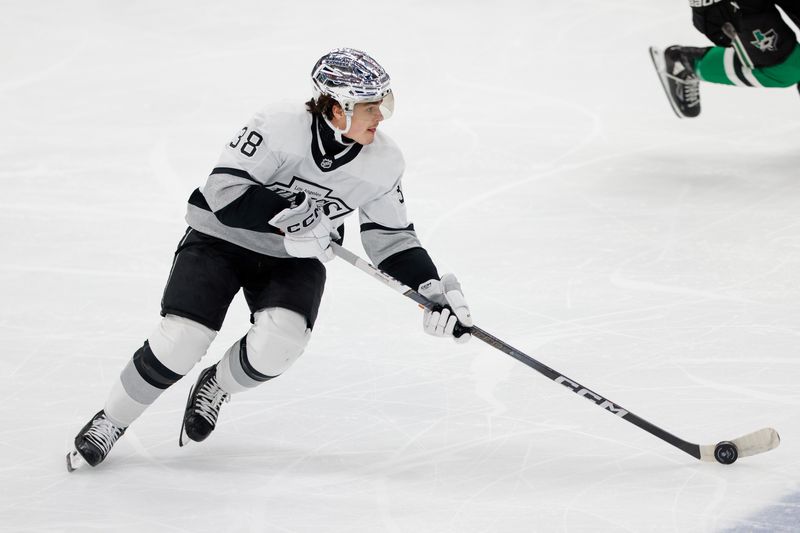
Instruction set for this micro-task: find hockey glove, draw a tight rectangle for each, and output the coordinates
[418,273,473,343]
[269,192,336,262]
[691,1,735,46]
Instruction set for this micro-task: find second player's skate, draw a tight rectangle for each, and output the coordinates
[179,365,230,446]
[649,46,708,118]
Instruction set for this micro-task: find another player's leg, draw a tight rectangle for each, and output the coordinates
[651,7,800,118]
[649,46,710,118]
[691,44,800,88]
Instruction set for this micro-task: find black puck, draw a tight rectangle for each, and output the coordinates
[714,441,738,464]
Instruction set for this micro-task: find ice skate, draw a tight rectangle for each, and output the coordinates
[66,410,127,471]
[179,365,230,446]
[649,46,708,118]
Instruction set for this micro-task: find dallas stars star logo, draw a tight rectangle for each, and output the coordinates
[751,28,778,52]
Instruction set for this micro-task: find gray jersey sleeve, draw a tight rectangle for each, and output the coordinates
[359,176,423,266]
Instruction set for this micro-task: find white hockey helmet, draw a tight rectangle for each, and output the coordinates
[311,48,394,135]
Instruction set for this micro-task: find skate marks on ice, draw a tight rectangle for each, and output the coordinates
[723,490,800,532]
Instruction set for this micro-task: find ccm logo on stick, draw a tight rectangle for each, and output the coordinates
[555,376,629,417]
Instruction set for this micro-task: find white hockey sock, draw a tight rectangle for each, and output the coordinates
[214,342,252,395]
[103,376,151,427]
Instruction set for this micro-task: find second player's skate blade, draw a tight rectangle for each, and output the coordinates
[649,46,684,119]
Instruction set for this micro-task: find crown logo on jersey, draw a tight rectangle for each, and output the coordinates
[268,176,353,220]
[320,158,333,169]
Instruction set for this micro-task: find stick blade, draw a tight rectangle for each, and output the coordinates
[699,428,780,462]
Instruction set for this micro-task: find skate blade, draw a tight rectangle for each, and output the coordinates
[179,377,201,448]
[66,449,86,472]
[178,424,192,447]
[649,46,685,119]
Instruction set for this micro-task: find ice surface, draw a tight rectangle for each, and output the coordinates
[1,1,799,532]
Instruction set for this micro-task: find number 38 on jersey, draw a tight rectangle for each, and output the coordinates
[229,127,264,157]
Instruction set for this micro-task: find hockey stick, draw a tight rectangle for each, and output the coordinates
[331,243,780,464]
[722,22,756,70]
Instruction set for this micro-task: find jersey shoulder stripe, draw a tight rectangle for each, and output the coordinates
[210,167,262,184]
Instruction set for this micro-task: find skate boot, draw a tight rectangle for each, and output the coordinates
[66,410,127,471]
[649,46,710,118]
[179,365,230,446]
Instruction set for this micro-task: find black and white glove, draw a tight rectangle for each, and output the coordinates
[418,273,473,343]
[269,192,336,262]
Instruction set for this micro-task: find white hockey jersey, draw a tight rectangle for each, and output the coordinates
[185,102,423,267]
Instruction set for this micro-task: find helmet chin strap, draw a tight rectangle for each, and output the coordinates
[323,113,352,144]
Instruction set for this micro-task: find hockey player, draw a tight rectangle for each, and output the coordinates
[67,48,473,471]
[650,0,800,118]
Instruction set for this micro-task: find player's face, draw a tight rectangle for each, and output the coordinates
[333,100,384,145]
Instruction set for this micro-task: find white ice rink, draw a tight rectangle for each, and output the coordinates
[2,1,799,531]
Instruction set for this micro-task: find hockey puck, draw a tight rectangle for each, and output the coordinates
[714,441,738,465]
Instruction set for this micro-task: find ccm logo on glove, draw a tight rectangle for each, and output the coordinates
[269,191,336,262]
[285,204,322,234]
